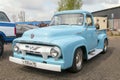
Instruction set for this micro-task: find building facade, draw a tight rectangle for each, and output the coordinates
[92,6,120,30]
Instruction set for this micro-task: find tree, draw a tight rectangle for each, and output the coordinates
[58,0,82,11]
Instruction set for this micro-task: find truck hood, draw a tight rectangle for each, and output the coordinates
[16,25,84,44]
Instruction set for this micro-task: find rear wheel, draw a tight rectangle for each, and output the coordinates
[68,48,83,73]
[102,39,108,54]
[0,40,3,56]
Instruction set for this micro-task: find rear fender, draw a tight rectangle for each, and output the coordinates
[97,33,107,49]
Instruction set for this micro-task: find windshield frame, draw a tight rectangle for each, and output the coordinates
[50,13,84,26]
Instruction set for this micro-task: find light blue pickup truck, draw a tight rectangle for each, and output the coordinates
[9,10,108,73]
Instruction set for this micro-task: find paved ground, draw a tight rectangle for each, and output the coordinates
[0,36,120,80]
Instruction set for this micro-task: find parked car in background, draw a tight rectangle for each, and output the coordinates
[16,21,50,37]
[16,21,50,27]
[0,11,16,56]
[16,24,39,37]
[9,10,108,73]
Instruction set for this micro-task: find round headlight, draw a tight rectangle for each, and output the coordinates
[51,52,58,57]
[50,47,61,58]
[14,45,19,52]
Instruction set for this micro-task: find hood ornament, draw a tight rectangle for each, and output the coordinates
[31,34,34,39]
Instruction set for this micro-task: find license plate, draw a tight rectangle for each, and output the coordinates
[22,60,36,67]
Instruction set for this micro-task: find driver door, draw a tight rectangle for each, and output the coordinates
[85,14,97,51]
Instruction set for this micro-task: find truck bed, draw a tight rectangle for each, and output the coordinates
[97,29,107,35]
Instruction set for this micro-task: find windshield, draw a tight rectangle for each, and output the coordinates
[0,12,10,22]
[50,13,84,26]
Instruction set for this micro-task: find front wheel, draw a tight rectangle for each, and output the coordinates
[0,41,3,56]
[68,48,83,73]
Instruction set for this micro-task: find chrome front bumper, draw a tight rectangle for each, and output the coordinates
[9,56,61,72]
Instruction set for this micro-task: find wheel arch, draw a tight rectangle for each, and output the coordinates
[0,35,5,44]
[74,45,88,60]
[68,45,87,73]
[0,31,6,44]
[104,38,108,44]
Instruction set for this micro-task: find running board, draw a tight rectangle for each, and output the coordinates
[88,49,103,60]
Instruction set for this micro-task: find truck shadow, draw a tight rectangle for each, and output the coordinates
[80,47,114,74]
[19,47,114,79]
[0,44,13,60]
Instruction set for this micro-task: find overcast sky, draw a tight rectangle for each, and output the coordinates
[0,0,120,22]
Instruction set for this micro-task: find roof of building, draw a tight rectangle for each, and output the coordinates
[92,6,120,13]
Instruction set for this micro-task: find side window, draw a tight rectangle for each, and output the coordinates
[0,12,10,22]
[86,15,93,26]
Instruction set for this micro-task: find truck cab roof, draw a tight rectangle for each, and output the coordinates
[54,10,91,16]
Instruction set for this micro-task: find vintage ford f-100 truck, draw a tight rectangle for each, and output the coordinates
[9,10,108,73]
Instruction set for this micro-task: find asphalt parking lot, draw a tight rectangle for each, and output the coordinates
[0,36,120,80]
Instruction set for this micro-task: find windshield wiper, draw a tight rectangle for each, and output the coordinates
[60,24,69,25]
[70,24,82,26]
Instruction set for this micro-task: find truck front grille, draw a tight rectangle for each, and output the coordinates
[16,43,53,59]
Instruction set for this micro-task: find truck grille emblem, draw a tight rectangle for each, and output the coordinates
[31,34,34,39]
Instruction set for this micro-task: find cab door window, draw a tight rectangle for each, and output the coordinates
[86,15,93,26]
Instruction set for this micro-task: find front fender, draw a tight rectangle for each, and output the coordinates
[51,35,88,69]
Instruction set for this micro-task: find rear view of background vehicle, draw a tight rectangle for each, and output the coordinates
[0,11,16,56]
[16,24,39,37]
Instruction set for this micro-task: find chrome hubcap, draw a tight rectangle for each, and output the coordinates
[104,41,108,51]
[104,45,107,51]
[76,50,83,69]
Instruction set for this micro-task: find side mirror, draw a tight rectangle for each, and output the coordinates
[95,24,100,29]
[85,23,88,30]
[85,23,88,27]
